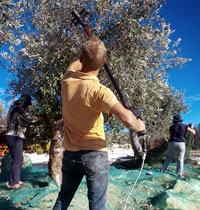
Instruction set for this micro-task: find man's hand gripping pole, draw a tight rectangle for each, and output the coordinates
[72,9,146,136]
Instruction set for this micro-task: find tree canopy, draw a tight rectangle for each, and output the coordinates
[0,0,190,142]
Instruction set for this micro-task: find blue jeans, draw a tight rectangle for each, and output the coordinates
[53,150,110,210]
[5,135,24,185]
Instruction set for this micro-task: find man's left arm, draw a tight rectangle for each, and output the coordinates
[187,124,196,135]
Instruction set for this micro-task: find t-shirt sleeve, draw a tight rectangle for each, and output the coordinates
[63,70,75,79]
[94,86,120,115]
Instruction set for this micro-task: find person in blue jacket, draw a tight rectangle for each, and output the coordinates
[160,114,196,178]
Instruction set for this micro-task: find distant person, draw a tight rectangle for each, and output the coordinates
[160,114,196,178]
[5,94,41,189]
[53,37,145,210]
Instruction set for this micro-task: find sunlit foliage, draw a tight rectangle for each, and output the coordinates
[0,0,190,142]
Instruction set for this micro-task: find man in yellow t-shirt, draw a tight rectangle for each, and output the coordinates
[53,37,145,210]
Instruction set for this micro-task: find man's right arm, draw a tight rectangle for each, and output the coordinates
[64,59,82,75]
[110,103,145,133]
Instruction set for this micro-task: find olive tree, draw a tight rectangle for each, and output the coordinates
[0,0,190,184]
[0,0,24,68]
[0,99,7,132]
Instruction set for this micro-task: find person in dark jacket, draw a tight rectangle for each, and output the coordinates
[160,114,196,178]
[5,94,41,189]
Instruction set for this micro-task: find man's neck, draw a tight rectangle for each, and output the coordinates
[81,67,99,76]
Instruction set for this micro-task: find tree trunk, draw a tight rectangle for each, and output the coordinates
[185,132,193,162]
[46,116,64,186]
[48,129,64,186]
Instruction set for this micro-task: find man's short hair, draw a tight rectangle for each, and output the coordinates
[81,37,106,70]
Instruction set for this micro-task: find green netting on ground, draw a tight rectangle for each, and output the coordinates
[0,165,58,210]
[0,158,200,210]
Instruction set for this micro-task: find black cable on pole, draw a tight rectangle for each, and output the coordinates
[72,9,146,136]
[72,9,148,210]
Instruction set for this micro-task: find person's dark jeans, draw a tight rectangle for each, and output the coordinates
[53,150,110,210]
[5,135,24,185]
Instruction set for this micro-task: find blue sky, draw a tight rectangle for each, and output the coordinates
[0,0,200,126]
[160,0,200,126]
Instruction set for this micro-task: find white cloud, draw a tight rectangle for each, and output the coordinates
[187,94,200,102]
[0,87,5,95]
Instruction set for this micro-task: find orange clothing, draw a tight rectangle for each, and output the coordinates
[61,71,119,151]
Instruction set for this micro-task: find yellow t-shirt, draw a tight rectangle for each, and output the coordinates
[61,71,119,151]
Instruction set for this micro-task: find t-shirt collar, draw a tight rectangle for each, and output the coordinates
[75,71,99,81]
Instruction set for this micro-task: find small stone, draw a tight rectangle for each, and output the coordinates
[146,171,153,175]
